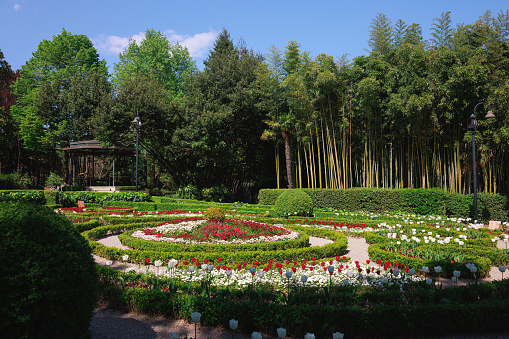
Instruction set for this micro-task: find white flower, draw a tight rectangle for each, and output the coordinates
[301,275,308,283]
[434,266,442,273]
[277,328,286,338]
[327,265,334,273]
[249,267,256,274]
[225,269,232,276]
[201,264,208,270]
[252,332,262,339]
[229,319,238,330]
[392,269,400,277]
[451,277,458,283]
[381,277,388,284]
[285,271,292,279]
[333,332,344,339]
[155,260,162,267]
[499,266,507,273]
[188,266,196,273]
[426,278,433,285]
[408,269,415,276]
[258,270,265,278]
[453,270,461,278]
[122,255,129,261]
[168,259,178,267]
[304,333,315,339]
[191,312,201,323]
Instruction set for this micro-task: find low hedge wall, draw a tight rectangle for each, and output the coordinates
[258,188,509,221]
[98,279,509,338]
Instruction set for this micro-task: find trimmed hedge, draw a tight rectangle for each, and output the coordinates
[258,188,509,221]
[98,278,509,338]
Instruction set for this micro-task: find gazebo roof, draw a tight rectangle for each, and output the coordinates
[62,140,135,155]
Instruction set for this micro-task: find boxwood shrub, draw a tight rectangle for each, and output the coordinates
[274,189,313,217]
[0,202,97,338]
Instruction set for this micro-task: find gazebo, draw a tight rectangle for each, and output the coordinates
[62,140,136,191]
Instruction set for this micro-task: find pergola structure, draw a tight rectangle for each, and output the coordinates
[62,140,136,189]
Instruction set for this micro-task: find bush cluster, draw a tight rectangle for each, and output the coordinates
[274,189,313,217]
[203,206,226,221]
[0,202,97,338]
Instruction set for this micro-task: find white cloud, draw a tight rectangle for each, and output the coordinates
[14,4,21,11]
[93,29,218,58]
[165,29,218,58]
[92,32,145,55]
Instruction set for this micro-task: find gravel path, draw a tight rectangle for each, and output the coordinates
[90,234,508,338]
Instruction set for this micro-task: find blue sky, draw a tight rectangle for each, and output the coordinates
[1,0,507,72]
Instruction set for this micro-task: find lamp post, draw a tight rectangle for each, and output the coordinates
[132,111,141,192]
[468,102,495,221]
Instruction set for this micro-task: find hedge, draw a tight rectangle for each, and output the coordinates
[98,278,509,338]
[258,188,509,221]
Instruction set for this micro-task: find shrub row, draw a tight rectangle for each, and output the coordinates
[0,190,46,204]
[98,280,509,338]
[258,188,509,221]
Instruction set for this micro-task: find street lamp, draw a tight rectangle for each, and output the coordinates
[132,110,141,192]
[468,102,495,221]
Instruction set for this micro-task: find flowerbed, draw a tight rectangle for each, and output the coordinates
[131,217,298,244]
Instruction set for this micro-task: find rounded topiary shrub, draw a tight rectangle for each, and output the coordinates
[0,201,98,338]
[274,189,313,217]
[203,206,226,221]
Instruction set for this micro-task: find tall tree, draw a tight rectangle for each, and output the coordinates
[430,11,454,48]
[0,50,20,172]
[177,29,272,195]
[368,13,394,57]
[113,29,195,103]
[11,29,108,152]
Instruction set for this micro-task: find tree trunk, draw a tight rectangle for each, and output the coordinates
[281,130,293,189]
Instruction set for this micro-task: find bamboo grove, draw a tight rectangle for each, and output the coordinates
[262,11,509,194]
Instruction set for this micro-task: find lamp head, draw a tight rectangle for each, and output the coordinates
[485,110,495,119]
[132,116,141,129]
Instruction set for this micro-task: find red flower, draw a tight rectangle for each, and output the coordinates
[385,261,390,267]
[291,267,296,273]
[337,268,342,273]
[285,261,290,265]
[242,262,247,267]
[329,260,333,265]
[264,267,269,272]
[278,269,283,275]
[237,264,242,270]
[222,265,227,270]
[191,258,196,262]
[204,259,208,264]
[195,261,200,266]
[336,256,340,262]
[377,259,382,265]
[342,256,347,260]
[254,261,259,267]
[320,262,325,267]
[218,258,222,262]
[366,260,370,265]
[216,265,221,270]
[358,268,363,273]
[183,260,189,265]
[395,262,400,267]
[146,258,150,264]
[309,267,314,271]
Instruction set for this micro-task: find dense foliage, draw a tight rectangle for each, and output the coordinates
[0,202,97,338]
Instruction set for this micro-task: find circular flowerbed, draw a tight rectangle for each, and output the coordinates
[132,217,298,244]
[118,217,310,253]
